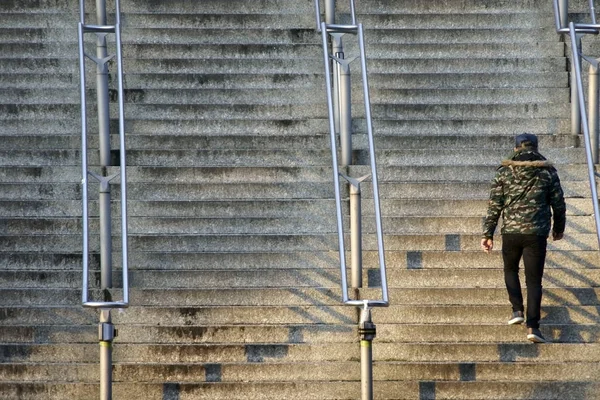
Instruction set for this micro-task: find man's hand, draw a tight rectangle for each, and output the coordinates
[552,231,564,241]
[481,238,493,253]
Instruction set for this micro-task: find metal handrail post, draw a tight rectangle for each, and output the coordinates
[559,0,568,29]
[320,22,350,302]
[342,174,369,289]
[572,34,583,135]
[569,22,600,249]
[589,60,600,163]
[79,0,129,398]
[350,182,362,289]
[332,35,353,167]
[94,0,113,289]
[99,309,115,400]
[358,24,389,303]
[359,303,376,400]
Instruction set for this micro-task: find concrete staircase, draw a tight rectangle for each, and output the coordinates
[1,0,600,398]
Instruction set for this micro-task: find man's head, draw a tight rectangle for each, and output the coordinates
[514,133,538,150]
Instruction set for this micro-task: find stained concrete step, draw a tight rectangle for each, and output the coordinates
[0,56,567,75]
[3,41,564,59]
[0,102,569,121]
[4,287,600,307]
[0,214,595,235]
[1,380,598,400]
[1,232,597,253]
[1,304,598,325]
[0,268,598,289]
[4,341,600,364]
[0,163,589,187]
[2,322,599,345]
[0,87,569,105]
[0,12,551,30]
[0,132,579,152]
[0,247,595,271]
[2,381,600,400]
[1,116,570,136]
[0,360,599,384]
[110,72,569,91]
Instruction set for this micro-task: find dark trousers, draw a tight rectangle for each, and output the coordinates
[501,234,547,329]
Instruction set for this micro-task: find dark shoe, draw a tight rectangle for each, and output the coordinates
[527,327,546,343]
[508,311,525,325]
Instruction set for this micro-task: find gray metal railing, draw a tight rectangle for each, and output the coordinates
[78,0,129,398]
[552,0,600,250]
[315,1,388,398]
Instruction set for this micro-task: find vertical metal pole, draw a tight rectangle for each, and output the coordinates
[99,309,115,400]
[96,0,111,167]
[559,0,568,28]
[589,62,600,163]
[321,23,350,303]
[572,35,583,135]
[95,0,113,289]
[332,35,342,138]
[339,50,353,167]
[325,0,335,24]
[350,183,362,288]
[359,305,376,400]
[569,22,600,250]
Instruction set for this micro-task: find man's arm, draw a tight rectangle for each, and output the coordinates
[482,172,504,240]
[549,170,566,238]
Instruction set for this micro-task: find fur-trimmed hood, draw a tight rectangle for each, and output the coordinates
[501,159,553,168]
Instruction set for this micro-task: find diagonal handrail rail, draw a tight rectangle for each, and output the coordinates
[314,1,389,308]
[567,22,600,250]
[551,1,600,250]
[78,0,129,309]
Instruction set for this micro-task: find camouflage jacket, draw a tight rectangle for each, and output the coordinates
[482,149,566,239]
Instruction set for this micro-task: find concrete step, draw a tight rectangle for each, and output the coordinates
[0,246,596,271]
[4,287,600,308]
[0,87,570,106]
[0,213,595,235]
[0,102,569,121]
[1,40,565,59]
[1,232,597,253]
[1,116,571,136]
[1,304,599,325]
[119,72,570,91]
[0,380,598,400]
[0,359,599,384]
[0,268,598,289]
[0,132,579,152]
[0,55,567,75]
[0,12,551,30]
[2,322,599,345]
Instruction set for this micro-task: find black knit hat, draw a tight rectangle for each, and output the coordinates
[515,133,538,148]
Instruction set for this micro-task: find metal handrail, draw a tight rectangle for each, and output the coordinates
[318,20,389,308]
[567,22,600,250]
[552,0,600,33]
[78,0,129,309]
[314,0,357,32]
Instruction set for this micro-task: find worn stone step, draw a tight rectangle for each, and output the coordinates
[4,287,600,308]
[1,380,598,400]
[1,360,599,384]
[1,213,594,236]
[3,321,600,345]
[0,87,570,106]
[1,304,598,325]
[1,232,597,253]
[0,131,580,151]
[0,12,550,30]
[114,72,568,91]
[2,117,569,136]
[1,267,598,289]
